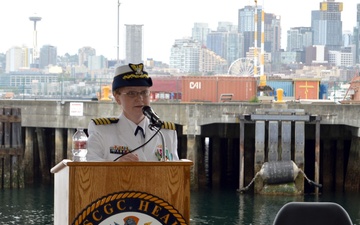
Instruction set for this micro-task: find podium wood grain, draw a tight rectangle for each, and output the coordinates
[51,160,193,225]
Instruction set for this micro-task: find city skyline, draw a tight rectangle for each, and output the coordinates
[0,0,358,64]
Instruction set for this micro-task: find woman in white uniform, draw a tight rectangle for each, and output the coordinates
[86,63,179,162]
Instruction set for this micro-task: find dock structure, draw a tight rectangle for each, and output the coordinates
[0,107,24,188]
[1,100,360,193]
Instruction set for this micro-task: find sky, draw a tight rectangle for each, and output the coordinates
[0,0,358,64]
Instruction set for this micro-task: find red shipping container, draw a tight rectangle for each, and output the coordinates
[182,76,257,102]
[294,78,320,100]
[182,76,218,102]
[150,76,182,93]
[217,76,257,102]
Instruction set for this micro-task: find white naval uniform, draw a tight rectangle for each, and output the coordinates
[86,113,179,162]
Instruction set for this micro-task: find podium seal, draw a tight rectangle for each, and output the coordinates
[72,191,188,225]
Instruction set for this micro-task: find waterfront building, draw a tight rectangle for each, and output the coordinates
[78,46,96,67]
[125,24,143,64]
[169,38,201,73]
[311,0,343,51]
[39,45,57,69]
[199,46,228,74]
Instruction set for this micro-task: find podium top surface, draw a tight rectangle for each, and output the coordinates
[50,159,193,174]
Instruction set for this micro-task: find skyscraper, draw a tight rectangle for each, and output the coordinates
[238,5,281,56]
[39,45,57,69]
[169,38,201,73]
[287,27,313,52]
[125,24,143,64]
[354,3,360,63]
[192,23,211,47]
[311,0,343,51]
[238,6,261,57]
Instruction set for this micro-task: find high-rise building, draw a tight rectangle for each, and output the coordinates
[265,13,281,53]
[5,46,33,73]
[78,47,96,66]
[207,31,225,58]
[311,0,343,51]
[39,45,57,69]
[6,47,22,73]
[353,3,360,64]
[206,23,244,65]
[287,27,313,52]
[238,5,281,56]
[192,23,211,46]
[169,38,201,73]
[125,24,143,64]
[238,6,261,57]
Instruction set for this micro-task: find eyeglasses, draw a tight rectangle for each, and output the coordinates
[120,90,151,98]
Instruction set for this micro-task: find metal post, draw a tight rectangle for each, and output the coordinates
[315,116,321,195]
[117,0,121,65]
[239,115,245,191]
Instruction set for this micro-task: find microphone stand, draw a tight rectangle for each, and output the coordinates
[149,124,166,161]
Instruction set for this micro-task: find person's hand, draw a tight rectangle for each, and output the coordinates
[116,153,139,162]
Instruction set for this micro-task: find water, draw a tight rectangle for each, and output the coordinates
[1,185,360,225]
[0,185,54,224]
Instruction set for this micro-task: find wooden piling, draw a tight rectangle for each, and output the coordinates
[0,107,24,188]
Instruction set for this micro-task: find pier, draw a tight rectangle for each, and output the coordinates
[1,99,360,193]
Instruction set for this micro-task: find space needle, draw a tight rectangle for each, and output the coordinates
[29,14,42,66]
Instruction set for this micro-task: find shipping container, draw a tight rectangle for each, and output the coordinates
[182,76,218,102]
[293,78,321,100]
[319,83,328,99]
[217,76,257,102]
[181,76,257,102]
[151,76,182,92]
[150,76,182,101]
[265,79,294,97]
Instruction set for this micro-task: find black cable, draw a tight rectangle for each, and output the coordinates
[113,125,161,161]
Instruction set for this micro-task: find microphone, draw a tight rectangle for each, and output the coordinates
[142,106,163,128]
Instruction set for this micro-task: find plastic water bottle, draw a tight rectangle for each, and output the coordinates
[72,128,88,161]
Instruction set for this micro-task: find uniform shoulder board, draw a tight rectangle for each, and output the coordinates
[161,121,176,130]
[92,117,119,125]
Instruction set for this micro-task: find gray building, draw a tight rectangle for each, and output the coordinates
[238,6,261,57]
[287,27,313,52]
[192,23,211,47]
[238,5,281,56]
[125,24,143,64]
[353,3,360,64]
[39,45,57,69]
[311,0,343,51]
[169,38,201,73]
[207,31,243,66]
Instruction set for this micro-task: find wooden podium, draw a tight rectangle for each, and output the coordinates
[51,160,193,225]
